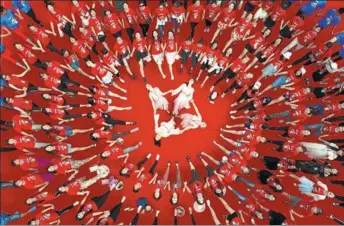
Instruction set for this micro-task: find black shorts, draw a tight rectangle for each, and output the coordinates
[205,165,215,178]
[227,212,239,222]
[223,68,236,79]
[112,30,122,39]
[244,120,253,129]
[201,60,212,70]
[280,26,292,39]
[264,16,276,28]
[27,83,38,91]
[282,92,291,101]
[244,1,256,12]
[181,50,191,64]
[281,0,292,10]
[245,44,255,54]
[136,51,148,61]
[118,52,129,65]
[98,34,106,43]
[256,52,267,63]
[208,68,222,77]
[83,54,92,62]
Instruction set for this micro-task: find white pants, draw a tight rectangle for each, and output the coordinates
[153,53,164,65]
[281,37,304,55]
[102,71,114,85]
[166,51,177,65]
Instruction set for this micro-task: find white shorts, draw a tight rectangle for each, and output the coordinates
[166,51,177,65]
[254,8,268,20]
[152,53,164,65]
[102,71,114,85]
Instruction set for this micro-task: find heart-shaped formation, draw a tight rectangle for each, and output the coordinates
[146,79,207,146]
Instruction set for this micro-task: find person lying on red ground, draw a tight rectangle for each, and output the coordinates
[100,142,142,160]
[87,97,132,113]
[151,161,171,200]
[133,154,160,193]
[11,155,51,172]
[1,172,52,191]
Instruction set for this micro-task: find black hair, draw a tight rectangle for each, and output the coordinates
[42,108,50,116]
[170,193,179,205]
[11,160,17,166]
[186,36,193,41]
[4,97,12,104]
[89,133,98,141]
[100,152,108,159]
[101,48,108,55]
[27,23,34,28]
[47,166,56,173]
[122,1,128,6]
[196,198,204,205]
[262,96,272,106]
[28,219,36,225]
[261,123,269,130]
[210,40,219,49]
[61,49,68,55]
[87,97,96,105]
[338,8,344,14]
[298,14,305,20]
[314,208,323,215]
[88,85,96,94]
[133,187,140,193]
[153,191,162,200]
[0,6,4,13]
[325,42,333,48]
[154,137,161,147]
[45,145,55,154]
[86,113,93,119]
[119,168,129,178]
[198,38,204,45]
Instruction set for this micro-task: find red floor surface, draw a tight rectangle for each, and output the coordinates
[1,0,344,225]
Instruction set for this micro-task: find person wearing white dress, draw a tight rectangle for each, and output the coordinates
[172,79,195,116]
[179,100,206,132]
[301,142,339,160]
[154,113,182,146]
[146,84,171,113]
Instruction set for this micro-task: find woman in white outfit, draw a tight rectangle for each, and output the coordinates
[172,79,195,116]
[154,114,182,147]
[179,100,206,132]
[146,84,171,113]
[301,142,339,160]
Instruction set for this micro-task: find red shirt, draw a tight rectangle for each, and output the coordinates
[262,45,278,56]
[150,38,163,55]
[155,7,169,20]
[34,192,55,204]
[67,180,82,195]
[44,76,60,89]
[230,58,246,73]
[290,106,308,122]
[93,129,112,140]
[89,16,103,33]
[249,33,266,50]
[133,38,147,52]
[321,124,338,134]
[17,155,39,170]
[205,4,220,21]
[104,145,121,160]
[63,53,79,66]
[80,28,96,47]
[7,76,28,89]
[171,5,184,17]
[31,28,51,47]
[217,55,231,66]
[21,174,44,189]
[234,18,253,37]
[290,16,304,29]
[49,10,66,27]
[222,170,236,183]
[72,2,88,17]
[136,172,152,183]
[188,4,204,22]
[181,40,193,52]
[255,188,268,199]
[53,159,72,174]
[137,7,151,24]
[192,43,205,55]
[121,162,137,176]
[220,8,236,24]
[299,29,318,46]
[282,141,301,156]
[12,115,32,132]
[244,200,258,215]
[114,40,129,55]
[36,211,59,225]
[312,184,327,195]
[93,85,109,98]
[237,145,256,160]
[47,61,65,78]
[270,7,286,21]
[81,201,98,213]
[287,87,309,102]
[314,44,332,59]
[324,102,342,113]
[205,47,219,59]
[46,106,65,120]
[92,112,105,125]
[52,142,71,155]
[72,40,90,59]
[120,9,136,28]
[93,99,109,112]
[12,97,32,110]
[102,51,117,65]
[165,37,177,52]
[48,125,67,137]
[17,47,38,64]
[104,13,122,34]
[191,181,204,196]
[236,73,254,87]
[262,1,274,11]
[228,153,247,169]
[91,62,108,78]
[208,175,224,191]
[288,125,305,140]
[296,203,316,217]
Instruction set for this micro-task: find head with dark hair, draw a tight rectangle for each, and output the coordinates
[152,30,159,40]
[87,97,96,105]
[46,3,55,12]
[338,8,344,14]
[11,159,18,166]
[133,183,141,193]
[89,133,99,141]
[6,138,16,145]
[153,189,162,200]
[154,136,161,147]
[61,49,69,56]
[170,192,179,205]
[27,23,37,31]
[104,9,112,16]
[313,207,323,215]
[167,29,175,39]
[262,96,272,106]
[28,218,37,225]
[45,145,56,154]
[261,123,269,130]
[325,42,333,48]
[210,40,219,49]
[101,48,108,55]
[89,8,96,17]
[88,85,97,94]
[255,209,264,220]
[0,6,4,13]
[197,38,204,45]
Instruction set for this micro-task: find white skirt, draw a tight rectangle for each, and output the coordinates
[152,53,164,65]
[180,113,201,128]
[166,51,177,65]
[154,96,169,111]
[102,71,114,85]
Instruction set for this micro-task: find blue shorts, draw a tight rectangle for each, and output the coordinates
[272,75,288,88]
[336,32,344,45]
[67,144,73,153]
[1,212,21,225]
[65,126,73,136]
[338,48,344,59]
[70,60,80,70]
[262,64,277,77]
